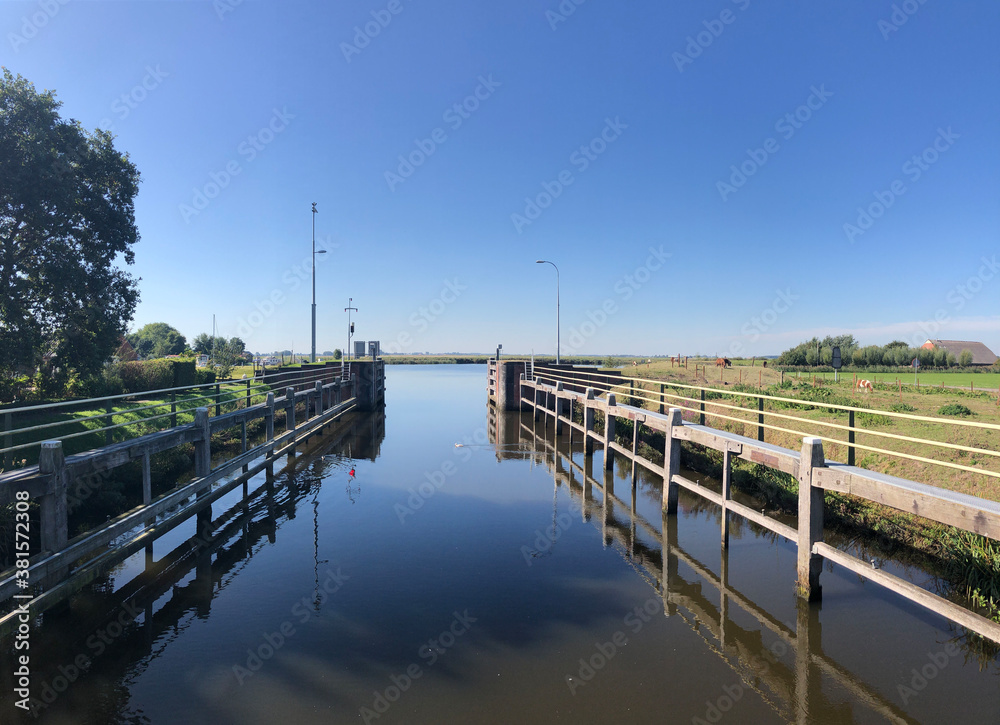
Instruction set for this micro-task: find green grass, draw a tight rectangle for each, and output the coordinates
[1,382,270,469]
[806,370,1000,390]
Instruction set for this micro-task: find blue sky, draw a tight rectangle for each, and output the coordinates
[3,0,998,357]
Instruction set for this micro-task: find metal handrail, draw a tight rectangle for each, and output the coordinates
[529,367,1000,481]
[535,365,1000,432]
[1,365,347,457]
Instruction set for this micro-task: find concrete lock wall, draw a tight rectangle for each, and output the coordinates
[350,359,386,411]
[495,361,526,411]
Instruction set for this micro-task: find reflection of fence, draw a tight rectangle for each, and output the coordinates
[517,370,1000,644]
[0,361,386,627]
[512,419,920,724]
[0,408,382,719]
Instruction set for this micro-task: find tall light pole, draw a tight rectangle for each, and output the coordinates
[345,298,358,360]
[536,260,560,364]
[310,203,327,363]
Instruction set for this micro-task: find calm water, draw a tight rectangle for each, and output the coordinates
[3,365,998,724]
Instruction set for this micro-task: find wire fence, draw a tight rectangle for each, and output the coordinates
[531,365,1000,483]
[1,365,347,465]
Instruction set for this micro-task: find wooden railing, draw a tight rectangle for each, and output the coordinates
[0,375,357,627]
[520,374,1000,643]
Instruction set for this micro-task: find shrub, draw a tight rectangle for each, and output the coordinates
[195,368,216,385]
[938,403,973,416]
[890,403,916,413]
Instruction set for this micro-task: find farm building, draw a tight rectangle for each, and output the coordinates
[921,339,998,366]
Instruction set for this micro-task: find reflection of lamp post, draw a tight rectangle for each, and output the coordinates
[310,203,327,363]
[536,260,560,364]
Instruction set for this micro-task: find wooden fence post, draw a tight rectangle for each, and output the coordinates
[315,381,324,416]
[142,451,152,507]
[604,393,616,471]
[659,383,665,415]
[38,441,68,554]
[584,388,596,456]
[555,382,564,436]
[796,437,826,601]
[214,384,221,418]
[700,389,706,426]
[848,410,855,466]
[170,392,177,428]
[105,400,114,446]
[193,408,211,478]
[246,379,251,409]
[663,408,682,515]
[285,387,296,458]
[265,392,275,475]
[758,396,765,442]
[721,448,732,548]
[3,411,12,471]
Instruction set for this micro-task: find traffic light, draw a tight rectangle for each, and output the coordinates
[350,322,354,334]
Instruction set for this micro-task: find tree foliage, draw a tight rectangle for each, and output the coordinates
[0,69,140,384]
[209,337,244,379]
[192,333,243,356]
[778,334,964,369]
[127,322,185,359]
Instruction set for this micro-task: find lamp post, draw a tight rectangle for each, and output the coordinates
[536,260,560,364]
[345,298,358,360]
[310,203,327,363]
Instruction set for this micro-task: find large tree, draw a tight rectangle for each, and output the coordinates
[127,322,186,359]
[0,69,140,381]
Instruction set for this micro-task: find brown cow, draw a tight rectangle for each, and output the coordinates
[715,358,732,368]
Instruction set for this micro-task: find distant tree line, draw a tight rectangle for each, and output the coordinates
[777,335,975,369]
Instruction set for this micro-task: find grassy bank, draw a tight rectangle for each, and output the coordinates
[1,381,270,469]
[611,361,1000,503]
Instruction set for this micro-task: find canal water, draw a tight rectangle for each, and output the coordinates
[3,365,998,724]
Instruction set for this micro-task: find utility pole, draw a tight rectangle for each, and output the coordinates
[310,202,323,363]
[345,298,358,360]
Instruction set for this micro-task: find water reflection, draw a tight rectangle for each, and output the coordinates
[4,409,385,722]
[497,408,923,725]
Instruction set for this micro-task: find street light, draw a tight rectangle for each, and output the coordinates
[310,202,327,363]
[536,260,560,364]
